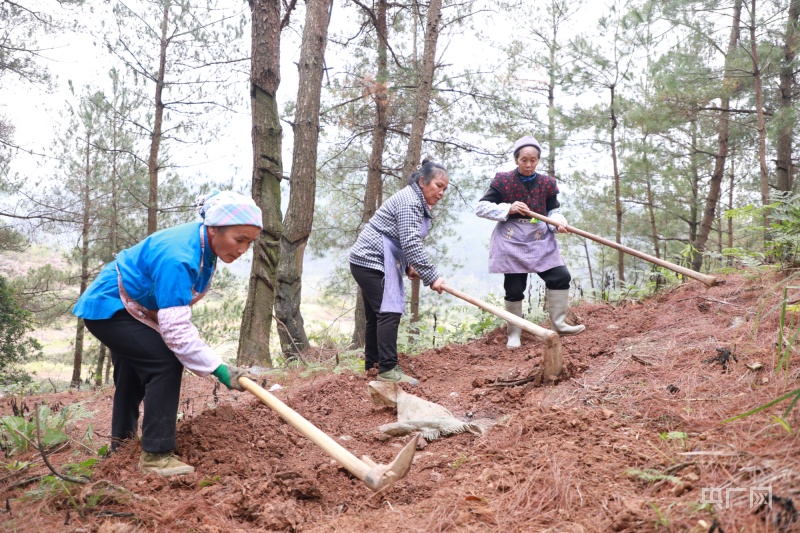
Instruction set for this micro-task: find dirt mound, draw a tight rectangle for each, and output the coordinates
[2,271,799,532]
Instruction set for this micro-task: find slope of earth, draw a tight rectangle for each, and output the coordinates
[2,270,799,532]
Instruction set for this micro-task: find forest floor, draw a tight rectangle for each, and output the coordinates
[2,269,800,532]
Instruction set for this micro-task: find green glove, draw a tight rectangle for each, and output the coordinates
[212,364,250,392]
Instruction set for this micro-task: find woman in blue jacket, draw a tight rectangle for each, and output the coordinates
[74,191,260,476]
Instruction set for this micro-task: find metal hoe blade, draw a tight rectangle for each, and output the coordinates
[362,434,419,491]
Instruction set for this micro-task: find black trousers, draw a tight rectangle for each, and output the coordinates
[84,310,184,453]
[350,263,402,373]
[504,265,572,302]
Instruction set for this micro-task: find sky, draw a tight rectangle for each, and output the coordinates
[4,3,254,191]
[2,0,606,306]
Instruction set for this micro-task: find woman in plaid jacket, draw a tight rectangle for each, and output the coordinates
[349,160,448,385]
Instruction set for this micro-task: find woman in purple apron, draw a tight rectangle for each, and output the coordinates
[349,160,448,384]
[475,136,585,347]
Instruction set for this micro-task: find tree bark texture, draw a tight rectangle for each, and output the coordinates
[72,134,93,388]
[643,148,660,260]
[609,84,624,284]
[400,0,442,182]
[352,292,366,348]
[239,0,283,367]
[689,116,699,243]
[352,0,389,348]
[728,147,735,250]
[546,0,558,178]
[692,0,741,272]
[104,353,112,384]
[146,3,169,235]
[583,239,594,289]
[72,317,85,388]
[750,0,770,228]
[275,0,333,355]
[95,344,107,387]
[401,0,442,326]
[776,0,798,192]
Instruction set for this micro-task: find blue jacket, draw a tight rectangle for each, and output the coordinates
[73,222,216,319]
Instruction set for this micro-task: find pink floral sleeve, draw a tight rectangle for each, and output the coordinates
[157,306,223,376]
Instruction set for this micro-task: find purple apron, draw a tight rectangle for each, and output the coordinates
[379,218,431,314]
[488,220,565,274]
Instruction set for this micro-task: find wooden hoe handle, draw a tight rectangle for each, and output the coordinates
[441,284,556,341]
[440,284,563,379]
[238,377,418,492]
[527,212,718,287]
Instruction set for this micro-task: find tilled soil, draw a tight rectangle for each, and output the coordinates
[2,270,799,532]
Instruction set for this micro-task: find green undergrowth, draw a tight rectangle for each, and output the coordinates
[0,402,94,458]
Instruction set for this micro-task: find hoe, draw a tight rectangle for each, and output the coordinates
[239,377,419,492]
[440,283,564,379]
[528,212,718,287]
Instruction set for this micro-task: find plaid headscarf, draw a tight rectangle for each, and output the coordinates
[196,190,263,229]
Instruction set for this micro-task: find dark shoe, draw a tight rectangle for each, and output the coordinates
[139,451,195,476]
[377,366,420,386]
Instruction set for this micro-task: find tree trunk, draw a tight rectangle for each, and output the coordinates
[609,84,624,284]
[351,293,366,348]
[400,0,442,182]
[275,0,333,355]
[111,112,119,253]
[72,318,85,389]
[750,0,770,229]
[583,239,594,289]
[110,70,122,254]
[546,0,558,178]
[776,0,798,192]
[728,146,735,250]
[71,134,93,389]
[146,3,169,235]
[689,115,699,243]
[691,0,742,272]
[401,0,442,327]
[351,0,389,348]
[95,344,107,387]
[643,139,660,259]
[239,0,283,367]
[409,279,421,329]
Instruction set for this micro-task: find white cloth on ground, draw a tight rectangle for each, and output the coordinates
[368,381,491,441]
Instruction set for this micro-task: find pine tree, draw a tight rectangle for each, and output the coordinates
[275,0,334,355]
[238,0,290,367]
[105,0,248,233]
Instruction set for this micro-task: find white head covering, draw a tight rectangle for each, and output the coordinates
[513,136,542,158]
[195,191,263,229]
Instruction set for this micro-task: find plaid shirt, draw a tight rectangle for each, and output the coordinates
[349,183,440,286]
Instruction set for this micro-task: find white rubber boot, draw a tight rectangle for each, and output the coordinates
[504,300,523,348]
[546,289,585,336]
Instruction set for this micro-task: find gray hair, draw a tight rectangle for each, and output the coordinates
[407,159,447,186]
